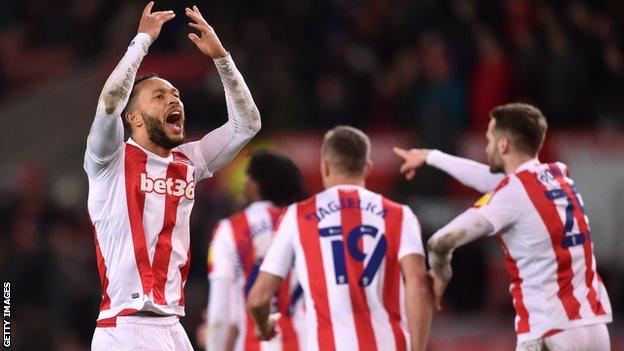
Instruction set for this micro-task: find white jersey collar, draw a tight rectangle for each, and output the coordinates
[326,184,366,192]
[127,137,173,161]
[514,158,541,173]
[247,200,274,211]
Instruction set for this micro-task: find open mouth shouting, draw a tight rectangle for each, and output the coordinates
[165,108,184,135]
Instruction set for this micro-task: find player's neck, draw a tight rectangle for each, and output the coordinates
[504,154,536,174]
[324,176,366,189]
[132,134,171,158]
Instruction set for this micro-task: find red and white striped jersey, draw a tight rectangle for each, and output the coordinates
[260,185,424,351]
[87,138,212,325]
[85,33,260,327]
[209,201,305,351]
[474,160,612,342]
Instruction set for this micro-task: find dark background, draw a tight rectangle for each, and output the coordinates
[1,0,623,350]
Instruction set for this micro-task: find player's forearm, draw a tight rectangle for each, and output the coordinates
[196,56,260,174]
[405,276,433,351]
[214,55,261,135]
[97,33,152,116]
[87,33,152,161]
[197,119,256,174]
[427,150,505,193]
[247,275,277,337]
[248,299,272,336]
[427,209,494,280]
[427,230,456,282]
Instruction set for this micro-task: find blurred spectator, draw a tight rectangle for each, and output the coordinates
[468,27,513,131]
[540,12,590,126]
[2,1,624,349]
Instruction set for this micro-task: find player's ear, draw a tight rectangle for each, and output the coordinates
[364,160,373,178]
[498,136,509,154]
[126,111,143,128]
[321,158,330,178]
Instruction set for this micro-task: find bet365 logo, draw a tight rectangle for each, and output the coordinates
[140,172,195,199]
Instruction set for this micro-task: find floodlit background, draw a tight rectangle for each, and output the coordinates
[1,0,623,350]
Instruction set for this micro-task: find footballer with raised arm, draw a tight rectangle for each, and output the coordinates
[85,3,261,350]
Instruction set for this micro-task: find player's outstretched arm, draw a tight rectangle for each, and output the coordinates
[393,147,505,193]
[426,209,494,310]
[181,6,261,176]
[86,2,174,173]
[401,254,433,351]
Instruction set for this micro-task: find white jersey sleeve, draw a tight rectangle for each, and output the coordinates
[208,220,237,280]
[474,177,524,234]
[207,220,237,350]
[174,55,261,180]
[207,278,234,351]
[398,205,425,260]
[84,33,152,178]
[260,205,296,279]
[427,150,505,193]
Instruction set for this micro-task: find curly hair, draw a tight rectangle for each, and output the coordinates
[247,150,308,206]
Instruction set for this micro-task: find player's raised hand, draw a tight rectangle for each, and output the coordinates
[138,1,175,41]
[393,147,431,181]
[186,5,228,59]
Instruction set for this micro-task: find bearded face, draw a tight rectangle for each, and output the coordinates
[127,77,186,150]
[143,113,184,150]
[487,144,505,173]
[485,119,505,173]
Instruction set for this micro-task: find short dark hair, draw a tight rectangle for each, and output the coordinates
[490,103,548,156]
[321,125,371,176]
[247,150,308,207]
[120,73,160,129]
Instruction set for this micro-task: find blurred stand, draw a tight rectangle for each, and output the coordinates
[1,0,624,350]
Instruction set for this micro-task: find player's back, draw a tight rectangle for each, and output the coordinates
[210,201,304,351]
[479,160,612,342]
[290,184,422,351]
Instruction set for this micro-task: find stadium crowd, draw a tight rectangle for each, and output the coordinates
[1,0,624,350]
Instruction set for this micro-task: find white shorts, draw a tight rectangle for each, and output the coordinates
[91,315,193,351]
[516,323,610,351]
